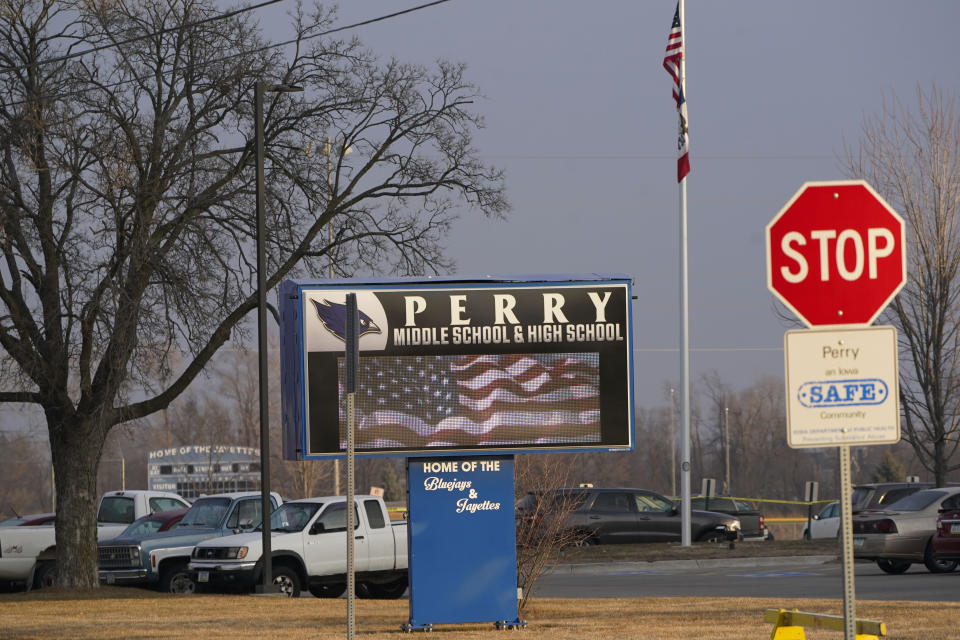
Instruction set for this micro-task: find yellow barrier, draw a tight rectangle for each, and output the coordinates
[764,609,886,639]
[765,517,811,523]
[728,496,838,506]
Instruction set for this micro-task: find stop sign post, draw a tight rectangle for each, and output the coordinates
[766,180,905,327]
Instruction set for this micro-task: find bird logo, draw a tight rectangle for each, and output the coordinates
[311,298,381,342]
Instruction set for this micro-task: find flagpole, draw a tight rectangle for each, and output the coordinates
[677,0,692,548]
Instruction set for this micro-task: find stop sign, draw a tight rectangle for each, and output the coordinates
[766,180,906,327]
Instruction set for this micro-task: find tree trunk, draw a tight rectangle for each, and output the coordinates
[49,413,108,589]
[935,437,947,487]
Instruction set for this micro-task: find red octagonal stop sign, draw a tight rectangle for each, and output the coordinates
[766,180,906,327]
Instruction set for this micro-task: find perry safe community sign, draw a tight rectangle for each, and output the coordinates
[784,325,900,448]
[278,275,635,459]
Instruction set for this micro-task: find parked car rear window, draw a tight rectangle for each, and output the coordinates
[364,500,386,529]
[885,489,949,512]
[98,496,136,524]
[878,488,919,506]
[941,494,960,510]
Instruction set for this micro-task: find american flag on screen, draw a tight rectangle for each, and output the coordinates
[338,354,601,449]
[663,3,690,182]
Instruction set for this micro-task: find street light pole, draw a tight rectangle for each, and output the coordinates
[670,387,676,498]
[324,136,351,497]
[325,136,338,497]
[724,406,730,494]
[254,80,302,593]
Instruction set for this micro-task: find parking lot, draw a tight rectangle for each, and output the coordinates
[539,555,960,601]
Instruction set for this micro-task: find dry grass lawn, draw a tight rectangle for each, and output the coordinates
[0,589,956,639]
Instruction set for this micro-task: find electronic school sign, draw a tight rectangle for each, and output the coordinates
[279,275,635,458]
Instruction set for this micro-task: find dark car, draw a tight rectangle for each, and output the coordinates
[518,487,740,545]
[852,482,932,514]
[931,495,960,564]
[688,496,771,540]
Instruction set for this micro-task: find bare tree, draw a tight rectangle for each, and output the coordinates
[844,86,960,485]
[0,0,507,587]
[514,454,587,615]
[214,349,261,448]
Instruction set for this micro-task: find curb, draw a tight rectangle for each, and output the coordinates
[549,555,840,575]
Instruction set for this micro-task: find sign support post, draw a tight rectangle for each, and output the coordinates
[804,481,819,538]
[345,293,358,640]
[839,444,856,640]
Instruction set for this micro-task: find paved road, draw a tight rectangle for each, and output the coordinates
[535,557,960,601]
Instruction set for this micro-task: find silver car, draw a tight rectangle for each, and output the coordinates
[853,486,960,574]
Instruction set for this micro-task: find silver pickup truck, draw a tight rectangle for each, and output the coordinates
[189,495,408,598]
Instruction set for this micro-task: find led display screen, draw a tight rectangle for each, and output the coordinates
[280,277,634,458]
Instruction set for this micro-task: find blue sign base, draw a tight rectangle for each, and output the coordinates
[400,621,527,632]
[406,456,524,629]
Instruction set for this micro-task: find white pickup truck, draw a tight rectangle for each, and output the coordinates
[188,495,408,598]
[0,489,190,589]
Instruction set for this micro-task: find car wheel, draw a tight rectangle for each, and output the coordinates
[366,577,408,599]
[160,562,196,594]
[924,542,959,573]
[271,566,301,598]
[876,559,911,574]
[33,561,56,589]
[571,533,599,547]
[561,529,598,548]
[803,529,811,541]
[309,583,346,598]
[696,530,726,543]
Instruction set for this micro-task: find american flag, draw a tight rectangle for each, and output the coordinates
[663,3,690,182]
[338,353,601,449]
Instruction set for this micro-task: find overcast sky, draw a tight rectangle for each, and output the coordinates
[8,1,955,439]
[278,0,956,410]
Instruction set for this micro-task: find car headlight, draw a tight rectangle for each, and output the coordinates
[192,545,249,560]
[726,520,741,531]
[229,546,249,559]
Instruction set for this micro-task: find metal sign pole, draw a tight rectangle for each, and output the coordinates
[345,293,358,640]
[805,481,819,540]
[839,444,856,640]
